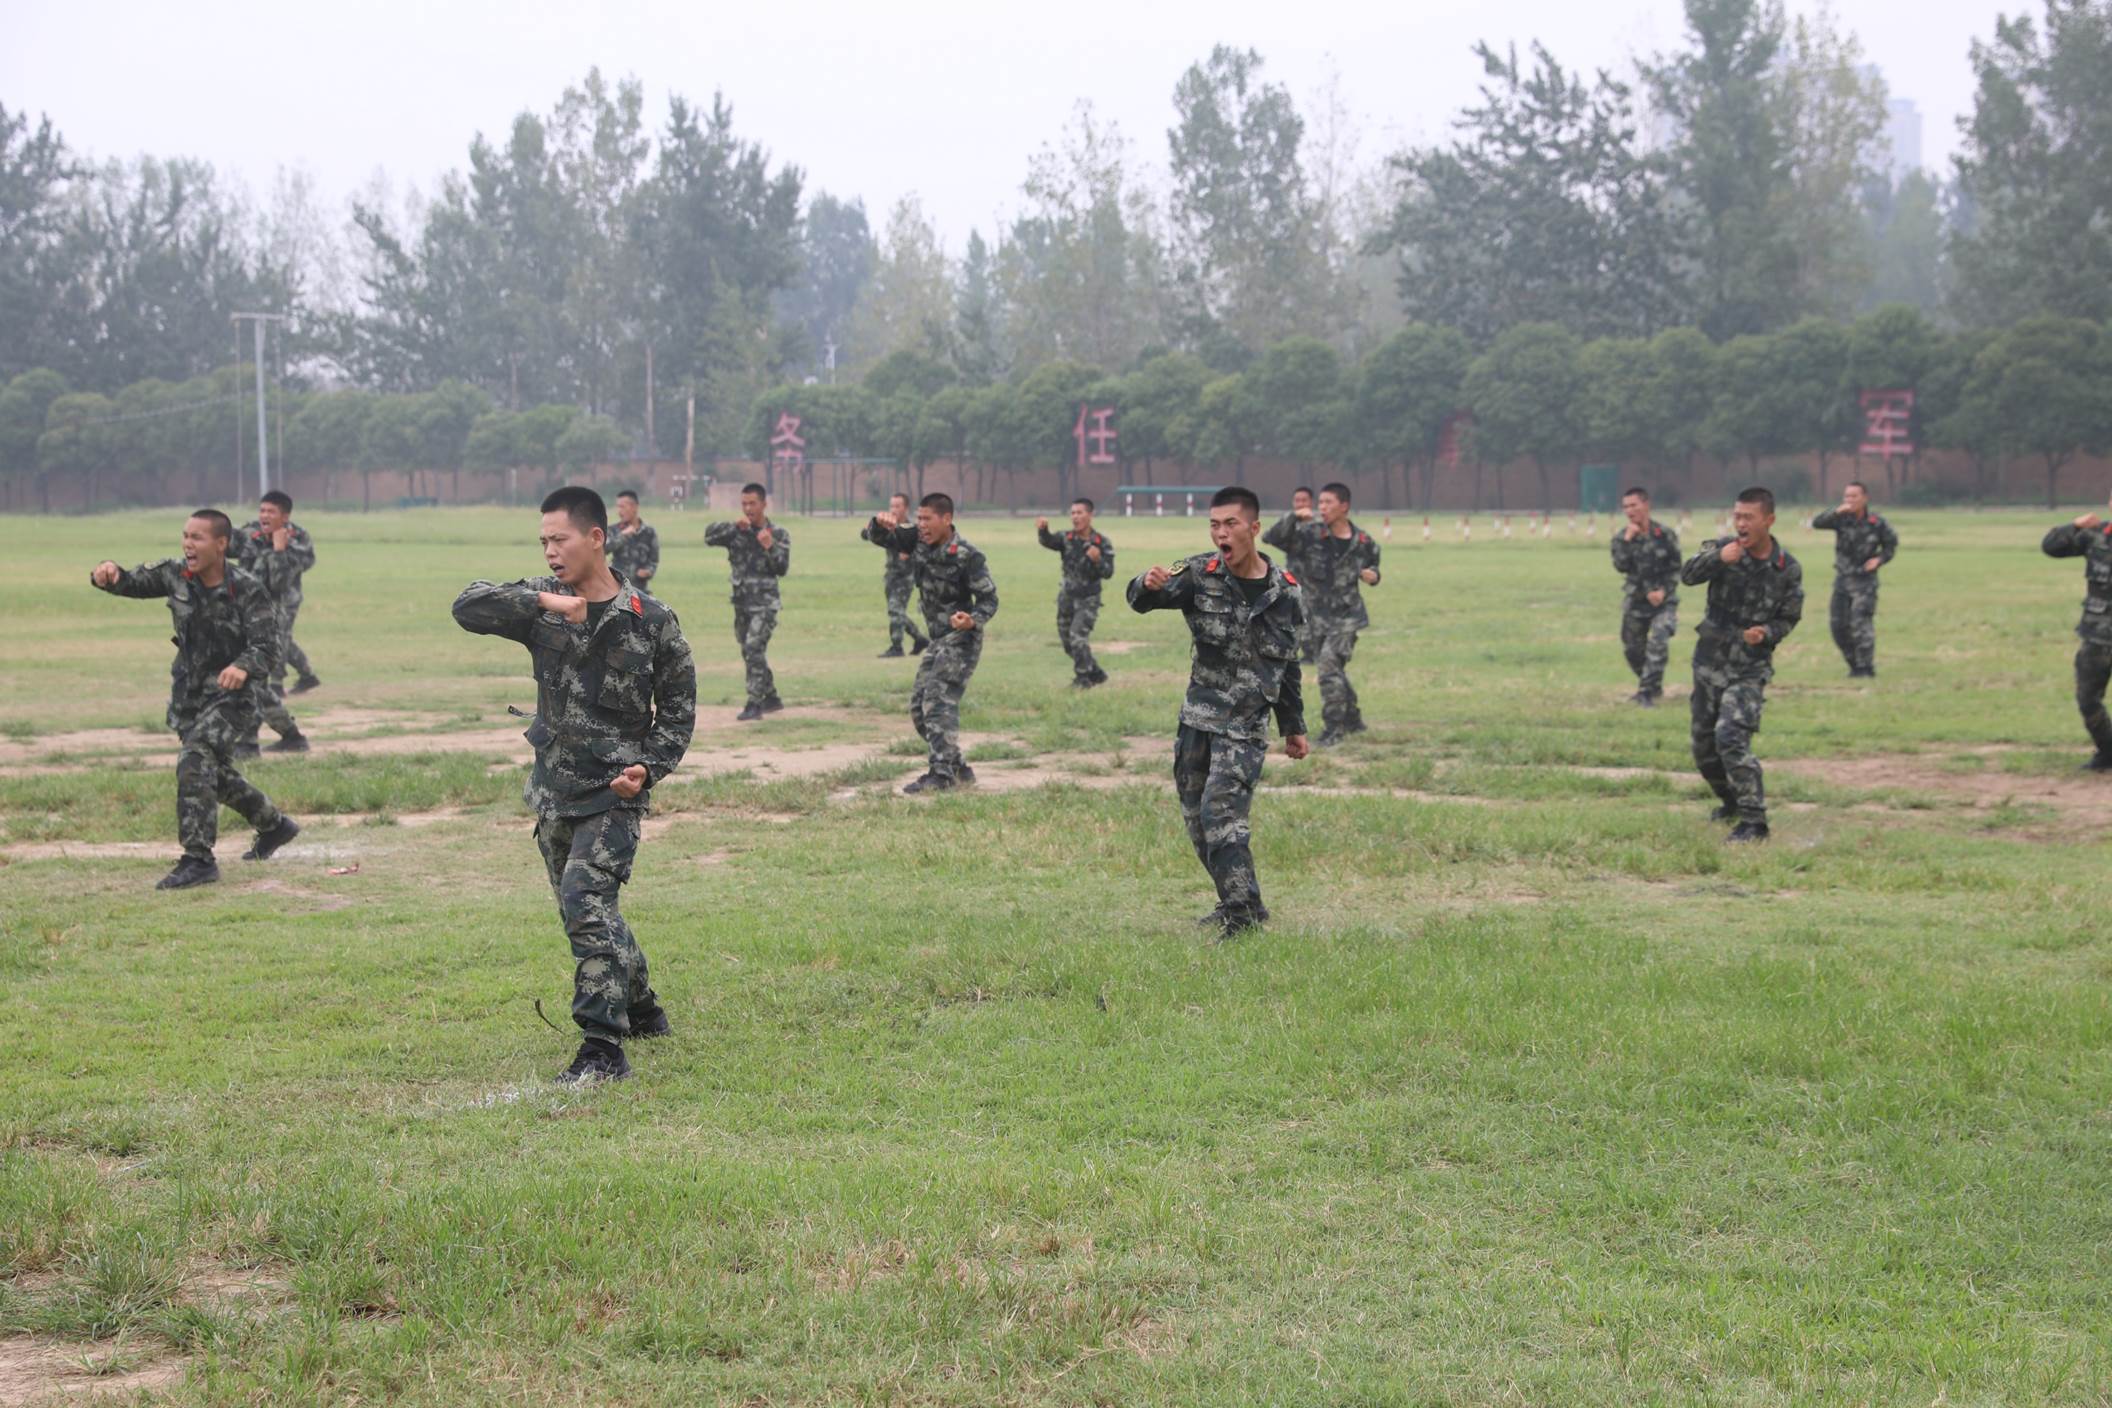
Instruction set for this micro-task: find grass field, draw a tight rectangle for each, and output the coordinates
[1,503,2108,1405]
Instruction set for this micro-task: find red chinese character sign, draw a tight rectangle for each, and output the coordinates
[1859,390,1914,459]
[1074,404,1117,471]
[770,413,806,476]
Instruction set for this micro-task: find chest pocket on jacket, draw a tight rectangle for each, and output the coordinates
[1190,590,1241,647]
[1255,607,1298,661]
[597,642,653,716]
[530,620,573,677]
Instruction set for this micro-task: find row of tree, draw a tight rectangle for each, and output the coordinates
[740,307,2112,510]
[5,0,2106,471]
[5,304,2104,512]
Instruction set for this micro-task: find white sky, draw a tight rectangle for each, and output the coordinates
[6,0,1999,250]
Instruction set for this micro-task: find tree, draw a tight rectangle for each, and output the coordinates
[1950,0,2112,324]
[1247,337,1348,475]
[778,192,875,378]
[1860,170,1946,313]
[1642,327,1718,496]
[1116,352,1213,479]
[844,196,955,370]
[1960,316,2112,505]
[1575,337,1662,472]
[1463,323,1583,508]
[1166,47,1336,350]
[1356,325,1470,509]
[0,105,81,385]
[1374,43,1685,341]
[0,369,68,509]
[1846,305,1943,486]
[36,392,115,510]
[1770,316,1857,498]
[1771,13,1887,317]
[953,230,1006,386]
[555,413,627,479]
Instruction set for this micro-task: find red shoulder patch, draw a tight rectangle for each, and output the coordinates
[1283,570,1298,586]
[1206,557,1221,573]
[948,542,960,555]
[1358,533,1370,544]
[1092,535,1103,545]
[630,594,642,613]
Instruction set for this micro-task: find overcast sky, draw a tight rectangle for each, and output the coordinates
[6,0,2001,249]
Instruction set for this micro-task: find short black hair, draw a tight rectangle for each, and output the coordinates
[1735,486,1776,515]
[1071,496,1095,514]
[741,482,767,499]
[540,486,608,536]
[1210,486,1261,520]
[260,490,293,512]
[1319,481,1351,504]
[1844,480,1867,495]
[616,489,639,503]
[1622,486,1650,502]
[889,491,910,506]
[1292,485,1314,500]
[188,508,233,543]
[921,492,955,517]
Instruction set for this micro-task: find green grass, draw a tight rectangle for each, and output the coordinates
[1,505,2109,1403]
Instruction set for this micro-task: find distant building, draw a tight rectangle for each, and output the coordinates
[1859,64,1924,183]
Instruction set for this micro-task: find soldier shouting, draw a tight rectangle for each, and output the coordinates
[1610,486,1681,706]
[865,493,998,794]
[1811,481,1898,678]
[1036,497,1116,688]
[91,509,300,890]
[703,483,791,721]
[1129,486,1309,938]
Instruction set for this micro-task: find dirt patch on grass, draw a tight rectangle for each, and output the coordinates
[1773,752,2112,835]
[0,1335,185,1403]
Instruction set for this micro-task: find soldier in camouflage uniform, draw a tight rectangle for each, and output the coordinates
[702,482,791,721]
[1262,485,1319,661]
[863,492,928,657]
[1036,497,1116,687]
[1130,486,1310,938]
[2040,495,2112,770]
[453,486,697,1085]
[864,492,999,793]
[91,509,301,890]
[1810,481,1898,678]
[606,490,660,590]
[233,490,316,754]
[1264,482,1379,746]
[1679,487,1804,843]
[1610,486,1681,705]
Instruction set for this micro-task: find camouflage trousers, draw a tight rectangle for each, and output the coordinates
[1174,725,1268,920]
[534,804,659,1043]
[172,690,285,862]
[1690,646,1771,823]
[1830,576,1879,673]
[2073,642,2112,756]
[733,600,779,706]
[1621,599,1679,695]
[1056,592,1102,680]
[245,605,303,743]
[1314,625,1363,732]
[910,630,982,780]
[884,572,925,650]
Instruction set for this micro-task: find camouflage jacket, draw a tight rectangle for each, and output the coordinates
[864,520,999,639]
[94,559,278,705]
[1127,552,1306,743]
[1680,537,1804,676]
[1261,513,1318,591]
[607,521,660,583]
[234,520,316,609]
[452,575,697,818]
[2042,521,2112,645]
[702,519,790,603]
[1810,507,1898,578]
[1609,519,1681,606]
[1037,524,1116,598]
[860,518,916,585]
[1267,517,1380,629]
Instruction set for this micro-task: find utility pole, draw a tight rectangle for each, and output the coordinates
[232,313,289,496]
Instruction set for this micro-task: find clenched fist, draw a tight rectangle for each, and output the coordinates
[1086,544,1102,562]
[538,591,588,624]
[1142,565,1172,592]
[92,561,120,587]
[1035,516,1049,531]
[950,611,976,632]
[610,764,648,800]
[758,527,775,550]
[1720,539,1745,564]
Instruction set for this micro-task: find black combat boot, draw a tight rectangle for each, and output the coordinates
[242,816,301,861]
[155,856,220,890]
[1217,906,1269,939]
[879,644,905,658]
[736,703,763,722]
[1089,667,1108,685]
[911,636,929,655]
[1630,690,1658,707]
[232,741,261,760]
[2082,753,2112,772]
[761,695,784,714]
[1726,820,1771,843]
[1709,803,1738,822]
[902,771,956,795]
[1316,727,1344,748]
[628,1005,671,1039]
[556,1038,630,1085]
[264,731,310,753]
[290,674,321,694]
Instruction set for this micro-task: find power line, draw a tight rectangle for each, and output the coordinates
[46,393,243,429]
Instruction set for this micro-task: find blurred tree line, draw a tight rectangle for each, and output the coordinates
[2,0,2108,507]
